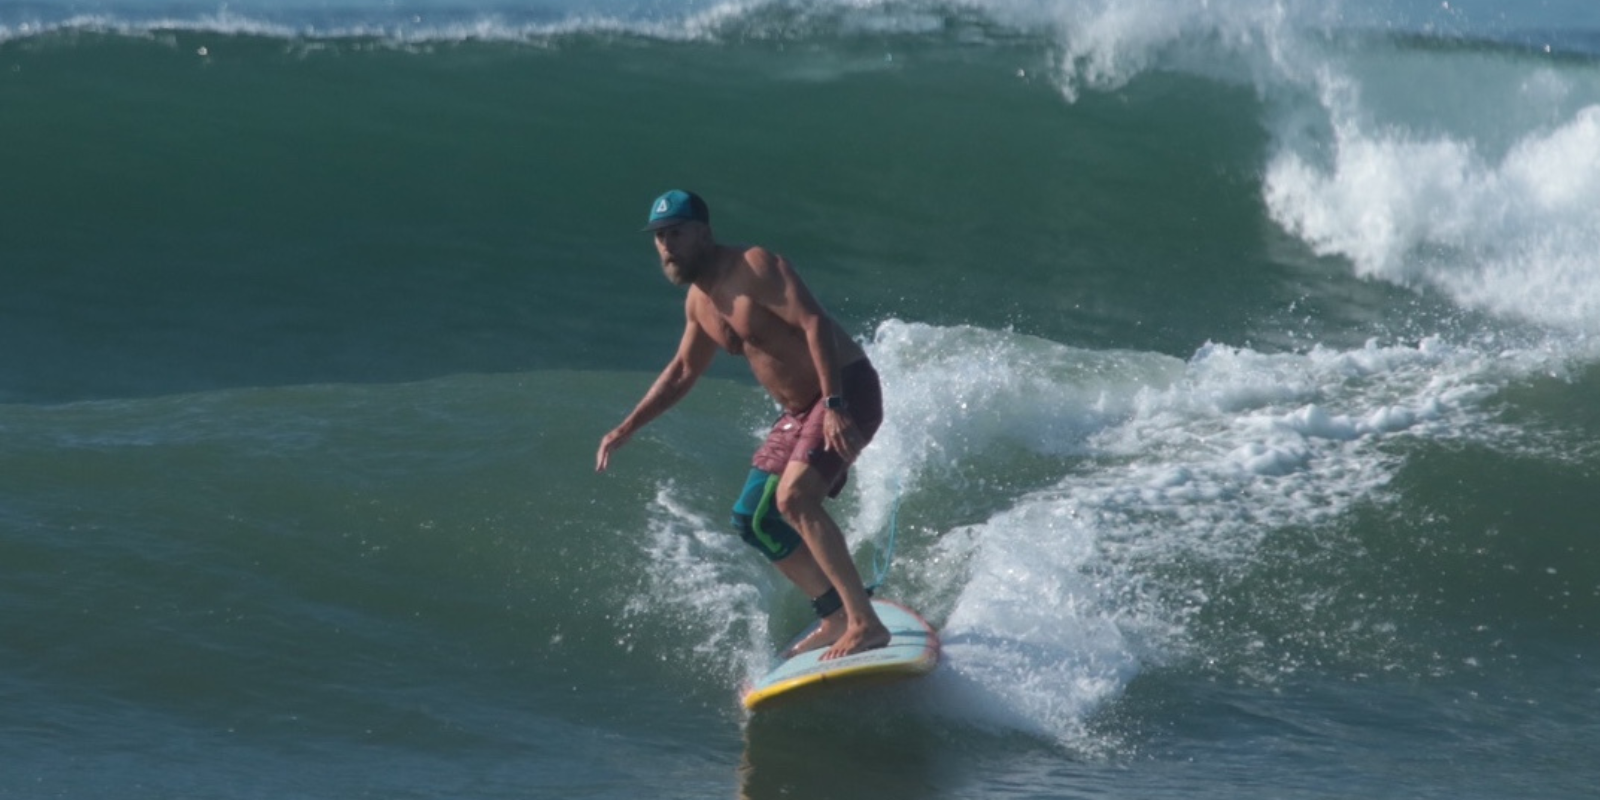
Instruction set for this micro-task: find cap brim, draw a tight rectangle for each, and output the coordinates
[641,217,697,232]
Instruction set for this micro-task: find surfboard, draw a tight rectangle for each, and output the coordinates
[741,598,940,711]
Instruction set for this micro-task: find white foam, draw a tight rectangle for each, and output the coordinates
[622,484,770,683]
[953,0,1600,339]
[1267,97,1600,334]
[0,2,763,44]
[930,503,1141,745]
[847,320,1564,748]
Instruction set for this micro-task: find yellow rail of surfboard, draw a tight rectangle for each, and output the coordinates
[741,644,939,710]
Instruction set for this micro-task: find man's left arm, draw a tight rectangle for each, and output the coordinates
[748,248,862,462]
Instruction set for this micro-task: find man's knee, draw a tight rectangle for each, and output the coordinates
[774,468,827,525]
[774,476,819,521]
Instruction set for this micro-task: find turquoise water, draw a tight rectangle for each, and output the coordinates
[4,2,1599,797]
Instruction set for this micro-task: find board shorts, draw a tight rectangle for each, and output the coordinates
[731,359,884,562]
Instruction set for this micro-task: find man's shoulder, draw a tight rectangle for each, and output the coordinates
[735,245,791,277]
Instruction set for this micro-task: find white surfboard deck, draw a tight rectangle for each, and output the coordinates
[741,598,939,711]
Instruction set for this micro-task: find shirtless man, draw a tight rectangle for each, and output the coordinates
[594,189,891,660]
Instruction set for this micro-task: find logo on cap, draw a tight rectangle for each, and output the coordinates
[643,189,710,231]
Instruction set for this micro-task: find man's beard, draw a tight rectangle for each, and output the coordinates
[662,254,705,286]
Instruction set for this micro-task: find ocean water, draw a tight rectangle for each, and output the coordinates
[4,1,1599,797]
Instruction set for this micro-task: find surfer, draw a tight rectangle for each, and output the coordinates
[595,189,891,660]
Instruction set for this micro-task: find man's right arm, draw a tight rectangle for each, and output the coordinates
[595,308,718,473]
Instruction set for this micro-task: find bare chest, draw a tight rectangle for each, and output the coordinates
[694,295,782,356]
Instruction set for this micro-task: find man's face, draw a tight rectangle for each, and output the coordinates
[655,221,712,285]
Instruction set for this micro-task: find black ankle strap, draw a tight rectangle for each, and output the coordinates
[811,587,843,618]
[810,584,876,618]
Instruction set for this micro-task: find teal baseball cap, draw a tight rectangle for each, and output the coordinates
[643,189,710,231]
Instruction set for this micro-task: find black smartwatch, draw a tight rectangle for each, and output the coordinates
[824,395,848,411]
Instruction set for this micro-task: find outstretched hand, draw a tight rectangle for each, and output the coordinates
[595,428,631,473]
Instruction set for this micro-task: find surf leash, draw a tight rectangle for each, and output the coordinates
[865,478,904,595]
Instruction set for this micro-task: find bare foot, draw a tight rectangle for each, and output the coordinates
[820,619,891,661]
[782,612,846,659]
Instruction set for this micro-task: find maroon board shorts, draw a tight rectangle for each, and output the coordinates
[750,360,884,498]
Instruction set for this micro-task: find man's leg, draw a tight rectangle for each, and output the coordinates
[775,461,891,660]
[731,467,858,655]
[766,546,849,657]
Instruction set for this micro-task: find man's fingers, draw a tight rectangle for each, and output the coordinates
[827,427,858,462]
